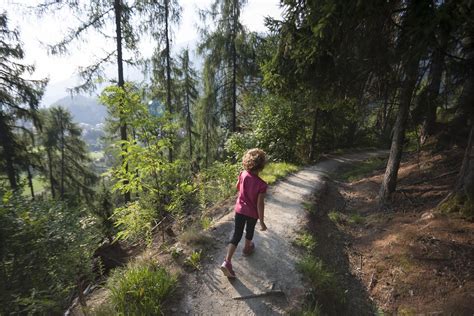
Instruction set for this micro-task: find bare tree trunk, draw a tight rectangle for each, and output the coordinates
[165,0,174,163]
[309,109,318,161]
[186,88,193,159]
[27,165,34,199]
[231,0,237,133]
[420,35,447,143]
[47,149,55,199]
[205,119,209,168]
[60,115,65,199]
[0,118,18,190]
[114,0,130,203]
[456,124,474,191]
[379,57,420,204]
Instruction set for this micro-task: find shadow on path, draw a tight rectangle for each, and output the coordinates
[307,180,377,316]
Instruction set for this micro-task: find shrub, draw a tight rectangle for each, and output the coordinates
[197,161,240,208]
[108,261,176,315]
[0,190,101,315]
[112,200,156,244]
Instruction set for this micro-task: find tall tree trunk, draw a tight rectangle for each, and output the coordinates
[0,119,17,190]
[379,56,420,203]
[420,35,447,143]
[309,109,319,161]
[114,0,130,203]
[47,149,55,199]
[205,119,209,168]
[60,115,65,199]
[186,87,193,159]
[26,164,34,199]
[456,124,474,192]
[231,0,237,133]
[165,0,173,162]
[455,32,474,192]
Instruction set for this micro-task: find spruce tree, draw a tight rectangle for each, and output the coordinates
[0,13,47,191]
[39,107,97,200]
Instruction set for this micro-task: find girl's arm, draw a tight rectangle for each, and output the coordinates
[236,173,241,191]
[257,192,267,231]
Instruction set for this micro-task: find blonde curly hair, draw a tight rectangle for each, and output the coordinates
[242,148,267,172]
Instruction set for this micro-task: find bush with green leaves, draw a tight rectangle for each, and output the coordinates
[0,190,101,315]
[250,95,306,162]
[197,161,240,208]
[107,260,176,315]
[225,132,258,162]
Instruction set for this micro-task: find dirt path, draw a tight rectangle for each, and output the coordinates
[173,151,387,315]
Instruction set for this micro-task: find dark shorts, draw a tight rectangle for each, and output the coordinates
[229,213,258,246]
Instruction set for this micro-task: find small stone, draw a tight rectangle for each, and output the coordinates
[420,212,434,220]
[171,308,178,312]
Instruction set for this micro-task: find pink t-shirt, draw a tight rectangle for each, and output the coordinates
[234,170,268,219]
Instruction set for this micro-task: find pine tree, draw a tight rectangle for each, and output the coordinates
[178,48,199,159]
[0,13,47,191]
[37,0,169,201]
[198,0,248,133]
[143,0,182,162]
[39,107,97,200]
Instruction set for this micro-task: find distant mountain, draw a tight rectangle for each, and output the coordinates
[51,95,107,125]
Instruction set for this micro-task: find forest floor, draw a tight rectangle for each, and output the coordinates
[310,149,474,315]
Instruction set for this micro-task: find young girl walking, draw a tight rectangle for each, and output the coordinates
[220,148,268,278]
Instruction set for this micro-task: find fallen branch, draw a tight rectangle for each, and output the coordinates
[232,290,285,300]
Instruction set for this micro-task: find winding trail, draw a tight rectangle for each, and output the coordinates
[174,151,386,315]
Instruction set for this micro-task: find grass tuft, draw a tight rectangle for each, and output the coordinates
[200,216,212,230]
[328,210,344,223]
[294,232,317,252]
[179,227,213,247]
[328,210,365,225]
[297,256,345,308]
[184,250,202,270]
[302,201,316,214]
[107,260,176,315]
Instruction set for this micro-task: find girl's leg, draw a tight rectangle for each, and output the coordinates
[244,217,258,248]
[226,213,246,262]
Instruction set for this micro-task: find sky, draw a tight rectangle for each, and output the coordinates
[3,0,283,86]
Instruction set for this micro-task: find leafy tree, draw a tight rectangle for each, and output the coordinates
[100,83,194,243]
[0,13,46,190]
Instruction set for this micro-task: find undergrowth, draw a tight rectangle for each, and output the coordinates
[439,194,474,221]
[297,256,346,311]
[260,162,299,184]
[328,210,365,225]
[105,260,176,315]
[337,157,386,182]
